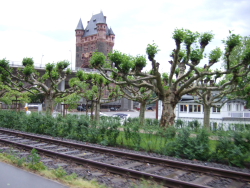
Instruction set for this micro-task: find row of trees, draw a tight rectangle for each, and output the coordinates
[90,30,250,127]
[1,29,250,128]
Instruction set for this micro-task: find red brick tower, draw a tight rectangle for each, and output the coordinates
[75,12,115,69]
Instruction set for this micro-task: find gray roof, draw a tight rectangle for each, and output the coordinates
[75,18,84,30]
[83,12,115,37]
[180,95,194,101]
[109,27,115,35]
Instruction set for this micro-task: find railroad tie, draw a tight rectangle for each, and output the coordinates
[166,170,186,179]
[191,175,214,185]
[143,166,164,173]
[120,162,143,169]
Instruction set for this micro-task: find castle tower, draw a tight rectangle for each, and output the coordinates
[75,12,115,69]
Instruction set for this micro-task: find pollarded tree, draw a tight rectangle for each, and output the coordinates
[61,71,122,122]
[194,74,248,129]
[223,36,250,108]
[0,58,77,113]
[120,85,158,125]
[89,29,250,127]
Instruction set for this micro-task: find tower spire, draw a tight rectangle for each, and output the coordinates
[75,18,84,30]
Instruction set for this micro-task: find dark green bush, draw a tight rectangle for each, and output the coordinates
[212,132,249,167]
[163,128,210,160]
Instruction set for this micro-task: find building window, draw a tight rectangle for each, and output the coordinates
[188,105,201,112]
[189,105,193,112]
[194,105,201,112]
[227,104,231,111]
[236,104,239,111]
[180,105,187,112]
[213,105,220,113]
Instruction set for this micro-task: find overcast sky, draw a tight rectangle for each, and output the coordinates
[0,0,249,72]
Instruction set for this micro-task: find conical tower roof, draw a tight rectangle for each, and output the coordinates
[109,27,115,35]
[76,18,84,30]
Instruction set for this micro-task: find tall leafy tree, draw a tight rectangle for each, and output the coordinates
[89,29,250,127]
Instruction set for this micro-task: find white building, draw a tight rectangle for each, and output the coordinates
[175,95,250,130]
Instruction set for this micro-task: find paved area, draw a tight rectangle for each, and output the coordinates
[0,162,68,188]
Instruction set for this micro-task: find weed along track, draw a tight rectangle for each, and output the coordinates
[0,128,249,188]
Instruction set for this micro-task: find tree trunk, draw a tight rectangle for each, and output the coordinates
[160,94,178,127]
[90,101,95,120]
[95,100,101,123]
[45,95,54,115]
[139,102,146,126]
[203,104,211,130]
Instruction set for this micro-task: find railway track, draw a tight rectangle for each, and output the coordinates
[0,128,249,188]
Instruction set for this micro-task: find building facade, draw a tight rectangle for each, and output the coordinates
[75,12,115,69]
[175,95,249,130]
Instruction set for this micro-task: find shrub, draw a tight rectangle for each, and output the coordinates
[212,132,249,167]
[163,128,210,160]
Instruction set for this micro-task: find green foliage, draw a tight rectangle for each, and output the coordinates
[184,30,200,46]
[22,65,35,76]
[162,73,169,84]
[22,57,34,67]
[209,47,223,63]
[225,33,241,51]
[124,123,141,150]
[0,58,10,69]
[0,111,249,167]
[164,128,210,161]
[133,55,147,72]
[108,51,124,66]
[178,50,186,60]
[90,52,106,67]
[212,132,249,167]
[175,119,185,129]
[199,31,214,46]
[45,63,55,72]
[108,51,134,73]
[27,149,46,170]
[157,126,176,140]
[1,90,31,105]
[242,47,250,64]
[52,167,67,178]
[190,49,203,62]
[172,28,186,43]
[56,60,70,70]
[187,120,201,131]
[146,43,160,60]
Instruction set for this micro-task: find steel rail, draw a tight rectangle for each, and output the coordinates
[0,128,250,182]
[0,137,210,188]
